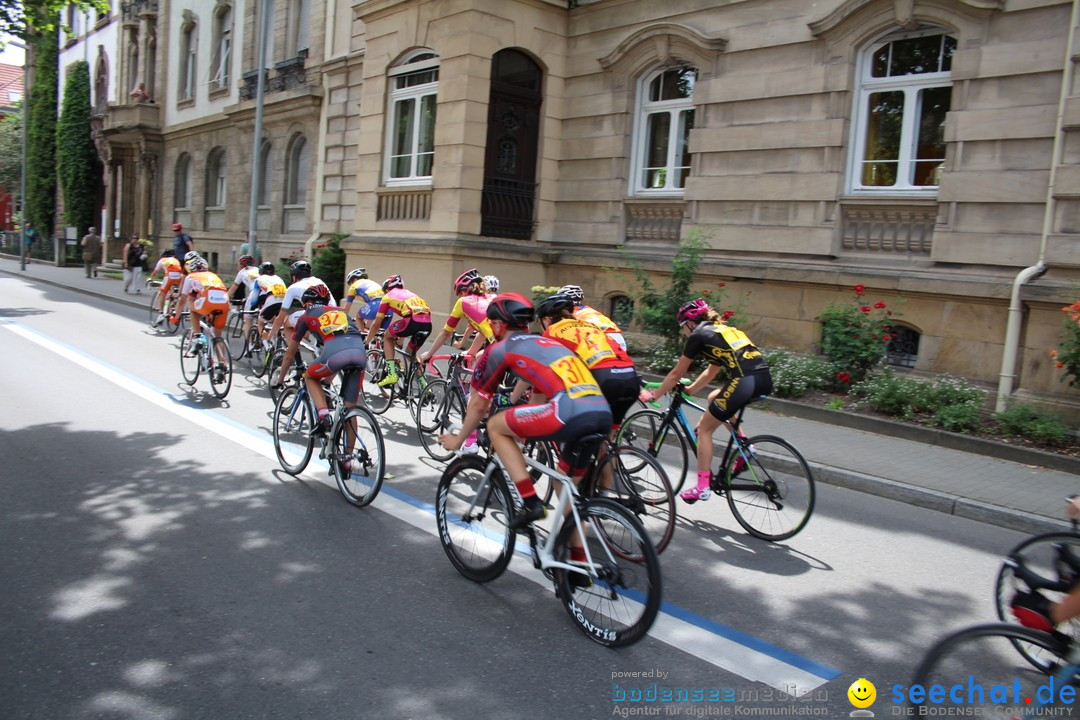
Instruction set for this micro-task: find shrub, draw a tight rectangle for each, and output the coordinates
[994,403,1070,446]
[530,285,561,306]
[764,349,832,399]
[819,284,899,385]
[1052,301,1080,387]
[311,233,347,298]
[850,371,985,431]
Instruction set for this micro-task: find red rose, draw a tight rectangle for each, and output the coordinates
[861,306,871,313]
[836,371,851,383]
[874,302,886,309]
[853,284,866,296]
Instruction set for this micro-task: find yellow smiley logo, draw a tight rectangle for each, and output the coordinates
[848,678,876,708]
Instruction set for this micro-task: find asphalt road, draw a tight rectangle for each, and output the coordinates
[0,275,1033,719]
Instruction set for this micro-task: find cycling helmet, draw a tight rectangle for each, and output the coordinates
[483,275,500,292]
[382,274,404,292]
[160,249,175,258]
[186,257,208,273]
[259,261,275,275]
[290,260,312,279]
[677,298,710,326]
[558,284,584,305]
[454,268,481,294]
[301,284,331,306]
[535,293,575,320]
[184,251,201,264]
[346,267,368,283]
[486,292,535,327]
[172,223,183,232]
[238,254,255,268]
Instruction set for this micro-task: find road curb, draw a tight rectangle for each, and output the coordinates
[0,264,146,313]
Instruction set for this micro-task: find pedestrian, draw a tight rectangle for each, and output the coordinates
[81,226,102,279]
[23,223,36,262]
[129,82,150,103]
[123,233,147,293]
[172,223,193,258]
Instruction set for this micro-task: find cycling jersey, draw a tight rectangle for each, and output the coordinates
[283,277,336,310]
[154,257,183,294]
[232,267,260,308]
[344,278,386,320]
[573,304,627,351]
[292,305,367,403]
[682,322,769,378]
[182,271,230,329]
[377,288,431,320]
[291,305,364,345]
[443,294,494,342]
[254,274,288,308]
[542,318,631,370]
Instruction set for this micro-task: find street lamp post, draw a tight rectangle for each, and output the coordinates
[246,0,272,263]
[11,39,26,271]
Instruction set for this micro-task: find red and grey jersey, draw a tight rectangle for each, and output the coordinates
[292,305,364,346]
[470,333,603,401]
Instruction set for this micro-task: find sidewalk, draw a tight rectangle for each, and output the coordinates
[2,255,1075,534]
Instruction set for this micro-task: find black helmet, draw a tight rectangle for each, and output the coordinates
[161,249,175,258]
[486,292,535,327]
[535,293,575,320]
[290,260,312,279]
[301,284,331,306]
[259,261,275,275]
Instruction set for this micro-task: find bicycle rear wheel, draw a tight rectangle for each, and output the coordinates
[268,351,287,405]
[147,291,158,326]
[435,456,515,583]
[362,348,394,414]
[249,336,271,377]
[416,380,465,462]
[331,407,386,507]
[911,623,1076,717]
[722,435,814,542]
[226,313,246,360]
[616,409,690,494]
[553,498,661,647]
[209,338,233,399]
[994,531,1080,672]
[273,386,316,475]
[594,446,676,554]
[163,296,183,336]
[404,360,429,424]
[179,329,201,384]
[523,439,559,506]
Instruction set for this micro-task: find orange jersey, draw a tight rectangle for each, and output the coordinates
[543,318,632,370]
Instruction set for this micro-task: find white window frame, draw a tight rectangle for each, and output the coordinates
[629,65,697,197]
[210,4,232,88]
[179,23,197,101]
[847,28,955,194]
[175,153,193,208]
[207,148,227,207]
[383,50,439,187]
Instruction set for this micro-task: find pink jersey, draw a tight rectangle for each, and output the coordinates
[377,288,431,319]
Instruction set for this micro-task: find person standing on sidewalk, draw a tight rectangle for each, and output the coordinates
[81,227,102,279]
[122,234,147,293]
[23,223,37,262]
[171,223,193,258]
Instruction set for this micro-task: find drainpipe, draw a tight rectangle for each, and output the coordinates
[995,0,1079,413]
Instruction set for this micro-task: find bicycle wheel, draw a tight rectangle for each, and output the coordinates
[225,313,246,360]
[523,439,559,506]
[209,338,233,399]
[147,291,158,326]
[268,351,287,405]
[405,360,429,424]
[616,409,690,494]
[362,348,394,415]
[272,386,316,475]
[249,335,271,377]
[995,531,1080,671]
[416,380,466,462]
[435,455,515,583]
[722,435,815,542]
[331,407,386,507]
[179,329,201,384]
[593,446,676,555]
[911,623,1076,717]
[553,498,661,647]
[163,296,183,336]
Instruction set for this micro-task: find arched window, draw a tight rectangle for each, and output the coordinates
[174,153,193,209]
[179,18,198,101]
[849,29,955,192]
[385,50,439,184]
[631,65,696,194]
[210,3,232,88]
[286,135,309,206]
[257,140,272,207]
[206,148,226,207]
[886,324,921,369]
[609,294,634,328]
[286,0,310,58]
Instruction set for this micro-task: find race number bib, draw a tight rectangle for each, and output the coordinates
[167,272,182,280]
[405,296,430,313]
[550,355,602,399]
[269,283,287,299]
[318,310,350,335]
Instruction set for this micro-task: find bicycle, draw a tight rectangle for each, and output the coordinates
[272,364,386,507]
[434,432,662,647]
[414,353,472,461]
[363,332,431,417]
[178,313,233,399]
[617,381,815,542]
[225,302,261,361]
[147,280,183,336]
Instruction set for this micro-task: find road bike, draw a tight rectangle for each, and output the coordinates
[434,432,662,647]
[363,333,431,417]
[178,313,233,399]
[225,303,261,361]
[617,381,815,542]
[147,280,183,335]
[414,353,472,461]
[272,364,386,507]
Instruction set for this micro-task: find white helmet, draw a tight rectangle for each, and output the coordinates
[484,275,500,292]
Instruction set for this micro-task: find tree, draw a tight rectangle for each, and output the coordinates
[57,59,95,235]
[26,26,57,237]
[0,109,21,196]
[3,0,109,37]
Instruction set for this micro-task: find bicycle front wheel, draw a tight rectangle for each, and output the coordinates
[722,435,815,542]
[995,531,1080,672]
[147,290,158,326]
[616,409,690,494]
[272,386,316,475]
[362,348,394,415]
[163,296,183,336]
[435,456,515,583]
[268,351,287,405]
[331,407,386,507]
[911,623,1076,717]
[179,330,201,384]
[416,380,465,462]
[594,446,676,554]
[226,313,246,360]
[553,498,661,647]
[209,338,233,399]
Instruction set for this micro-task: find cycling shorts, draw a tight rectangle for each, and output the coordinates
[707,369,773,422]
[159,273,182,296]
[261,302,282,322]
[359,298,383,321]
[193,291,230,330]
[502,393,612,462]
[592,365,641,426]
[388,316,431,353]
[307,337,368,404]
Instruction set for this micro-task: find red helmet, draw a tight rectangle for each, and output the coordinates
[172,223,183,232]
[382,274,404,291]
[454,268,481,294]
[301,284,331,306]
[486,292,535,328]
[238,254,255,268]
[676,298,710,326]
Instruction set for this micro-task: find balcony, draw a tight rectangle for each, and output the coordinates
[100,102,161,134]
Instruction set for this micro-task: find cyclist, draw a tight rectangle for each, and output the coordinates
[149,249,182,327]
[342,267,386,333]
[439,293,612,529]
[639,298,773,504]
[363,274,432,388]
[226,254,261,339]
[174,255,230,374]
[272,285,367,468]
[558,284,628,352]
[419,268,494,365]
[1012,497,1080,631]
[264,260,336,347]
[251,262,288,340]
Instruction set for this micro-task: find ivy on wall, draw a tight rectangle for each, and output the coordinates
[26,26,58,236]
